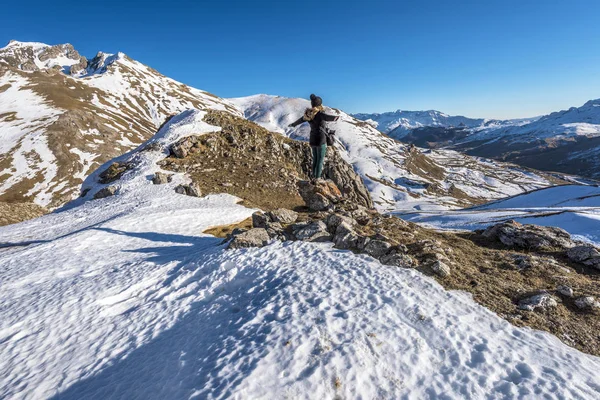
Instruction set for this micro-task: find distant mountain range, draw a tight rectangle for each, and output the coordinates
[353,100,600,179]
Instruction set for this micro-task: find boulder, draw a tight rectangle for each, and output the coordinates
[298,180,343,211]
[518,293,558,311]
[267,208,298,224]
[575,296,600,310]
[98,162,133,184]
[174,183,202,197]
[94,186,118,199]
[264,222,286,241]
[482,220,574,251]
[431,260,451,277]
[556,285,574,298]
[364,240,392,258]
[228,228,270,249]
[333,221,359,250]
[252,211,269,228]
[567,245,600,270]
[170,135,202,158]
[325,213,356,234]
[294,220,331,242]
[152,172,172,185]
[351,206,372,225]
[380,253,415,268]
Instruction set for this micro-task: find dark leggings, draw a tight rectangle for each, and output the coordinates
[311,144,327,179]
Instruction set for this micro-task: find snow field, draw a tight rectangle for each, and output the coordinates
[1,109,600,399]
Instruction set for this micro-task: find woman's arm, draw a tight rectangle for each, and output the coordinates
[288,116,305,127]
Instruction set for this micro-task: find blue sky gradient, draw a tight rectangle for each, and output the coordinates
[1,0,599,118]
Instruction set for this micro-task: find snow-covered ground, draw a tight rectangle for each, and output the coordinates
[399,185,600,245]
[2,110,600,399]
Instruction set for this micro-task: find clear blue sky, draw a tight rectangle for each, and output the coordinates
[1,0,599,118]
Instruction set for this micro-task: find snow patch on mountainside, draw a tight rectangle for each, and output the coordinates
[1,110,600,399]
[0,71,61,153]
[399,185,600,245]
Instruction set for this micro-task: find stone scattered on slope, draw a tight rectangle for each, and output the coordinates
[557,285,574,298]
[567,245,600,270]
[98,162,134,184]
[431,260,451,277]
[518,293,558,311]
[174,183,202,197]
[93,186,118,199]
[482,220,574,251]
[152,172,172,185]
[575,296,600,310]
[267,208,298,224]
[228,228,270,249]
[294,220,331,242]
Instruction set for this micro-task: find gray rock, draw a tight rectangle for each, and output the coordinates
[482,220,574,251]
[93,186,118,199]
[431,260,451,277]
[186,183,202,197]
[333,221,359,250]
[325,213,355,234]
[252,211,269,228]
[295,220,331,242]
[380,253,415,268]
[152,172,171,185]
[518,293,558,311]
[557,285,574,298]
[364,240,392,258]
[228,228,270,249]
[267,208,298,224]
[575,296,600,310]
[567,245,600,270]
[356,235,370,251]
[174,184,201,197]
[351,207,372,225]
[264,222,285,241]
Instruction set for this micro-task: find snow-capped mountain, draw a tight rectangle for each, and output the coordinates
[354,100,600,179]
[0,40,238,208]
[352,109,537,139]
[352,109,485,134]
[456,99,600,178]
[2,107,600,399]
[230,94,580,212]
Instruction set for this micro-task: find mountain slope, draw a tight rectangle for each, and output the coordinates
[2,109,600,399]
[0,40,239,208]
[456,99,600,178]
[230,94,577,212]
[354,100,600,179]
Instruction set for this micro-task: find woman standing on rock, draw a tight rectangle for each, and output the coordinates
[288,94,339,182]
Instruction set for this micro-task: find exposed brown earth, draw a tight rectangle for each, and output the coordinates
[0,201,47,227]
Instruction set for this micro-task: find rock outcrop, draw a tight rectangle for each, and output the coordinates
[482,220,574,251]
[567,245,600,270]
[298,180,343,211]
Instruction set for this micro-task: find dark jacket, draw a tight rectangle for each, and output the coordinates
[291,111,339,146]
